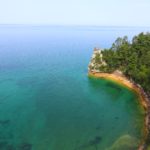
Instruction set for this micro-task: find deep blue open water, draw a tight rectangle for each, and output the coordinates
[0,25,149,150]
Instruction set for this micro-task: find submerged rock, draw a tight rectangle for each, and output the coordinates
[90,136,102,145]
[0,141,8,149]
[6,145,15,150]
[0,120,10,126]
[75,136,102,150]
[106,134,138,150]
[0,141,14,150]
[19,143,32,150]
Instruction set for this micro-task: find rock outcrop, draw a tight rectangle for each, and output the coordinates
[88,48,106,72]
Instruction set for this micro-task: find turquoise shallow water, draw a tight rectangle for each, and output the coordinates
[0,26,149,150]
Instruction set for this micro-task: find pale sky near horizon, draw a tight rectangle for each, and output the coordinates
[0,0,150,26]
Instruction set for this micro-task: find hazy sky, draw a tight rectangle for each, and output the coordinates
[0,0,150,26]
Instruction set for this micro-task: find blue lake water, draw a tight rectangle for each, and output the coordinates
[0,25,149,150]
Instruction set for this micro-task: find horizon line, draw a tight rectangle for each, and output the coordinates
[0,24,150,28]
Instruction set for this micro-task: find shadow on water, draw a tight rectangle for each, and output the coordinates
[105,82,122,93]
[87,77,103,90]
[87,77,123,100]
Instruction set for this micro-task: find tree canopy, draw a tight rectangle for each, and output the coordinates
[96,32,150,93]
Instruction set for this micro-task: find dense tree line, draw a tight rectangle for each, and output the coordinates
[98,32,150,93]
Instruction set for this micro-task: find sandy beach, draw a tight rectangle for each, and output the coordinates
[88,71,150,150]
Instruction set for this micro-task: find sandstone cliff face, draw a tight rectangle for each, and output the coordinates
[88,48,106,72]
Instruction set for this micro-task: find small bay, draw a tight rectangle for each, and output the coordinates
[0,25,149,150]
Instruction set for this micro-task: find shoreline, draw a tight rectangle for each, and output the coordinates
[88,71,150,150]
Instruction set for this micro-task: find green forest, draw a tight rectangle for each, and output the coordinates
[97,32,150,93]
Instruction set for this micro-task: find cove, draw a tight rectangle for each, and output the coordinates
[0,25,148,150]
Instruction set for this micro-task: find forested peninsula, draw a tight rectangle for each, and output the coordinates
[88,32,150,150]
